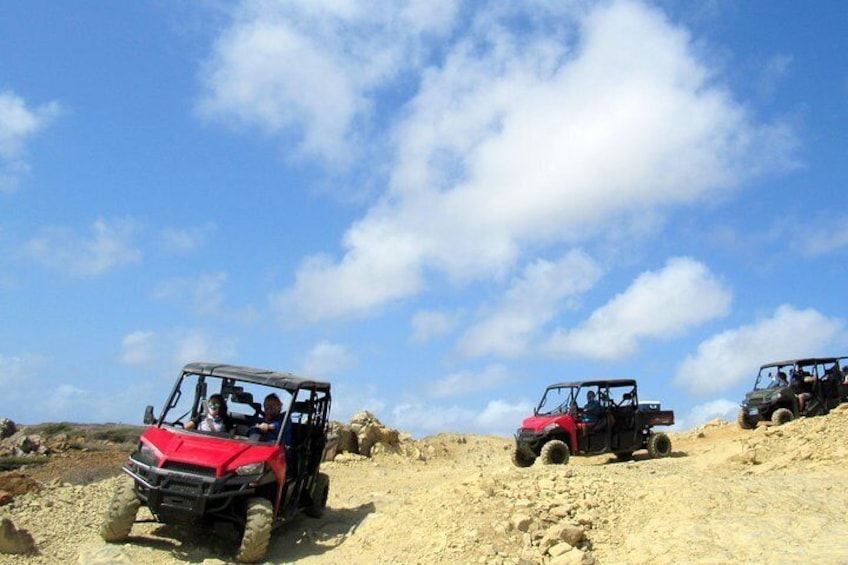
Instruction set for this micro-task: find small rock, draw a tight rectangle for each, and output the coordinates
[0,518,35,555]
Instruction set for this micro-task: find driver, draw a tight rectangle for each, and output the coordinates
[249,393,286,442]
[582,391,602,423]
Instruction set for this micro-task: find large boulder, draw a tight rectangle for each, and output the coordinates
[333,411,405,458]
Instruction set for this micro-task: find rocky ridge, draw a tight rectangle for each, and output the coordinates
[2,408,848,563]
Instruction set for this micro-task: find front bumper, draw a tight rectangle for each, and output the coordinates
[514,428,546,457]
[124,454,260,523]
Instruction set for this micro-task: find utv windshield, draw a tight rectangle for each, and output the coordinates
[159,372,297,441]
[754,366,791,390]
[536,386,578,416]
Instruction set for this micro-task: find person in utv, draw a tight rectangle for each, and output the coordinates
[185,394,230,432]
[249,393,287,442]
[582,391,602,424]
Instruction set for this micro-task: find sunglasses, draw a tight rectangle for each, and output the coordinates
[208,402,222,409]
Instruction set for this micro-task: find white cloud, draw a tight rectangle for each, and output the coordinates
[391,397,533,437]
[428,364,511,398]
[458,251,602,358]
[0,352,48,386]
[675,305,844,395]
[410,309,460,345]
[794,222,848,257]
[25,217,142,276]
[154,272,261,323]
[0,90,61,192]
[676,398,740,430]
[544,257,732,359]
[118,328,238,369]
[273,0,795,323]
[159,222,217,253]
[301,340,357,378]
[120,331,158,366]
[197,0,459,167]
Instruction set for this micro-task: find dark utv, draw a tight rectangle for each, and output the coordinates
[738,357,848,429]
[512,379,675,467]
[100,362,332,563]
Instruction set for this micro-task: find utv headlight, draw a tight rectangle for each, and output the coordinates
[543,422,560,433]
[235,462,265,476]
[769,392,782,402]
[135,443,160,465]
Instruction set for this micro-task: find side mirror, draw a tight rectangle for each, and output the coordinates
[143,405,155,425]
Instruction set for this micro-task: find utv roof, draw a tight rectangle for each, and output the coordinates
[182,362,331,391]
[546,379,637,389]
[760,356,847,369]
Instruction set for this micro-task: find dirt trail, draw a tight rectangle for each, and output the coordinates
[3,408,848,564]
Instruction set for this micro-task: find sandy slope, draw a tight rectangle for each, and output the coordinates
[3,406,848,564]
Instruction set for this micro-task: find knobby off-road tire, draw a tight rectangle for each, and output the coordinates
[511,447,535,468]
[305,472,330,518]
[737,409,758,430]
[237,497,274,563]
[539,439,570,465]
[772,407,794,426]
[100,476,141,542]
[646,432,672,459]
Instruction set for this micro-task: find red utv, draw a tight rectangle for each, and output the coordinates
[100,362,332,563]
[512,379,674,466]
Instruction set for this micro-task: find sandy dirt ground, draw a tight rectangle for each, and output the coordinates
[3,406,848,564]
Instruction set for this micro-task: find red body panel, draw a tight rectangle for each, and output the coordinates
[521,414,579,450]
[141,426,287,480]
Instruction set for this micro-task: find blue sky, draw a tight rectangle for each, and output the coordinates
[2,0,847,437]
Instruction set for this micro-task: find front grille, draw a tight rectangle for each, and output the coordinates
[161,461,216,477]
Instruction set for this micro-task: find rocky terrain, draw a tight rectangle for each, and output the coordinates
[2,407,848,564]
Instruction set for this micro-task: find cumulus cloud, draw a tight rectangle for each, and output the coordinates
[458,251,602,358]
[120,331,158,366]
[271,0,795,323]
[301,340,357,378]
[544,257,732,359]
[428,364,511,398]
[25,217,142,276]
[675,305,844,395]
[0,90,61,192]
[410,309,460,345]
[197,0,459,167]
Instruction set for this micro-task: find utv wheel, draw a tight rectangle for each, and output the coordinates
[539,440,570,465]
[100,476,140,542]
[237,497,273,563]
[772,408,794,426]
[647,432,672,459]
[511,447,535,468]
[737,409,758,430]
[305,472,330,518]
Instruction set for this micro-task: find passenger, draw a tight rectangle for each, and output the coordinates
[791,369,814,414]
[775,371,789,387]
[185,394,229,432]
